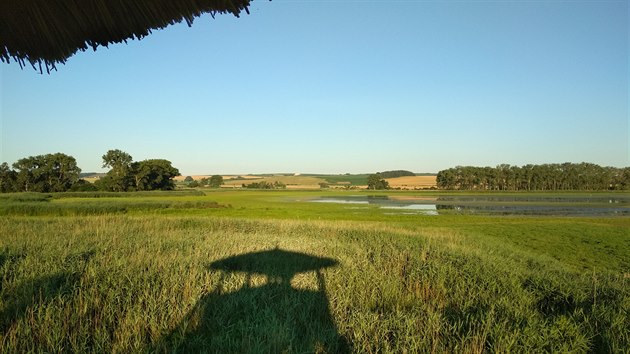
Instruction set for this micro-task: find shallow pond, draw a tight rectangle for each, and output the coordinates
[308,195,630,217]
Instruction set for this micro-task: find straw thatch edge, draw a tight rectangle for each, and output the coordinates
[0,0,253,73]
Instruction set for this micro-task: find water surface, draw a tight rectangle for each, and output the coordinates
[309,195,630,216]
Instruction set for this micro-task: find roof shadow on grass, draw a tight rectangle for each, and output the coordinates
[0,250,93,334]
[0,273,76,333]
[161,248,349,353]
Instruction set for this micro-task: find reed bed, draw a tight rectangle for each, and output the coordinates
[1,205,628,352]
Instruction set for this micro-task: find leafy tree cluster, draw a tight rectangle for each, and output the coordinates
[436,163,630,191]
[242,181,286,189]
[0,149,181,193]
[95,150,180,191]
[367,173,390,190]
[0,153,81,192]
[187,175,223,188]
[378,170,415,179]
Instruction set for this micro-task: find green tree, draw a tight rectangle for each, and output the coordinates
[102,149,133,191]
[13,156,41,192]
[69,179,99,192]
[209,175,224,188]
[367,173,389,190]
[11,153,80,192]
[619,167,630,190]
[436,169,456,189]
[0,162,17,192]
[45,153,82,192]
[131,159,180,191]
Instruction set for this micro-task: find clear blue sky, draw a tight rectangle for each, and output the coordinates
[1,0,628,175]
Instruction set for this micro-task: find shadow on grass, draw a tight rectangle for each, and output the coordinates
[0,250,93,333]
[163,248,349,353]
[0,273,76,332]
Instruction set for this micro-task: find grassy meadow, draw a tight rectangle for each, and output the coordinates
[0,190,629,353]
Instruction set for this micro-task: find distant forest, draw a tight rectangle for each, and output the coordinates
[436,163,630,191]
[378,170,416,179]
[0,150,179,193]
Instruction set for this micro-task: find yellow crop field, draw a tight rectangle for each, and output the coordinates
[385,176,436,189]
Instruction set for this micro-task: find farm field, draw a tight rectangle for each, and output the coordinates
[172,173,438,189]
[0,190,629,353]
[386,175,437,189]
[173,175,263,182]
[221,175,329,189]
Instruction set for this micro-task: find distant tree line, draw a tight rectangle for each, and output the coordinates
[242,181,286,189]
[0,149,180,193]
[365,171,417,190]
[378,170,415,179]
[436,163,630,191]
[185,175,223,188]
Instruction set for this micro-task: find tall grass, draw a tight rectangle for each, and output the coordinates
[1,210,628,352]
[0,193,223,216]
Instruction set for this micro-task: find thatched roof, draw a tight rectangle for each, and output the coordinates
[0,0,252,73]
